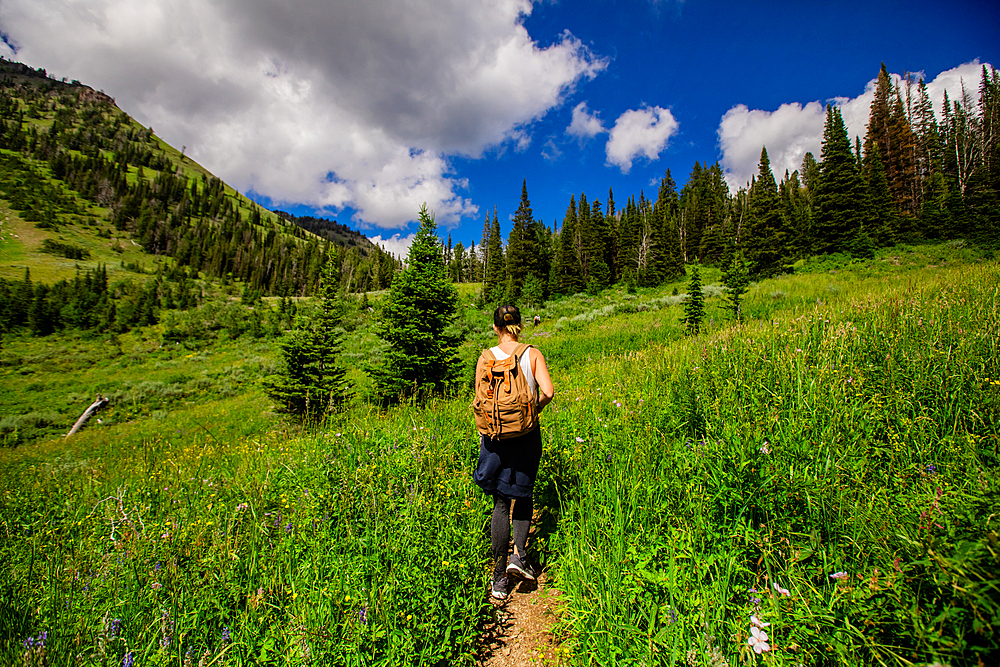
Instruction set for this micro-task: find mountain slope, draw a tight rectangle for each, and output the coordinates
[0,56,386,296]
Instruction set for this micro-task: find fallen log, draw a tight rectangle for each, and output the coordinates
[66,395,109,438]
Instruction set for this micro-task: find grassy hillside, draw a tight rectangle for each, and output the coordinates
[0,56,389,307]
[1,241,997,666]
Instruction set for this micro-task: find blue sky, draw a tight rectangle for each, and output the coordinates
[1,0,997,256]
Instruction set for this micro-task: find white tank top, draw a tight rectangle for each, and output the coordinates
[490,346,536,403]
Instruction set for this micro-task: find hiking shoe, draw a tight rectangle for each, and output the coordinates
[491,576,508,600]
[505,553,536,581]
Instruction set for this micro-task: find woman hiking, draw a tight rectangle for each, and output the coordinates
[473,304,554,600]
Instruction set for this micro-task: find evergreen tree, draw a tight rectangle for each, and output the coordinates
[812,105,866,254]
[616,195,641,282]
[681,265,705,335]
[653,170,685,281]
[744,147,790,276]
[370,205,461,403]
[261,259,350,420]
[505,179,537,294]
[778,169,811,258]
[862,141,897,245]
[483,207,506,307]
[721,248,752,321]
[553,196,583,295]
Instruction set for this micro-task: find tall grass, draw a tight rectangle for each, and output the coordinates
[540,260,999,665]
[1,243,997,666]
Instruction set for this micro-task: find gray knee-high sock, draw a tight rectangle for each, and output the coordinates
[511,496,533,559]
[491,495,511,579]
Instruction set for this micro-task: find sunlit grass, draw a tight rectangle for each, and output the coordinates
[1,241,997,665]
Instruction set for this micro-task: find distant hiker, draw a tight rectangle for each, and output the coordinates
[472,304,554,600]
[533,314,541,326]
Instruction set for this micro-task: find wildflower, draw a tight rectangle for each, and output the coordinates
[925,463,937,476]
[748,626,770,653]
[575,437,584,443]
[222,626,231,644]
[771,581,790,597]
[830,571,848,580]
[759,441,770,454]
[151,581,162,591]
[122,651,134,667]
[285,523,293,533]
[358,606,368,626]
[160,609,174,649]
[236,503,248,511]
[750,614,770,628]
[109,618,121,639]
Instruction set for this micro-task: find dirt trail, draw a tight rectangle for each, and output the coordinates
[478,570,563,667]
[478,521,564,667]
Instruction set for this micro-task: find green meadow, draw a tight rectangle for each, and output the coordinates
[1,242,998,666]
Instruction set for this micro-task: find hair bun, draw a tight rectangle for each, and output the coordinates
[503,313,514,322]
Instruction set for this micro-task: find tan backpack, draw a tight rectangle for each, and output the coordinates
[473,343,538,439]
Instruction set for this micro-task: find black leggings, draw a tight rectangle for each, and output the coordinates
[491,494,533,579]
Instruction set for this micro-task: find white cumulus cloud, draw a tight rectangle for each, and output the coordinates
[718,102,827,189]
[369,232,417,260]
[0,0,606,229]
[567,101,606,140]
[605,106,679,173]
[717,60,992,191]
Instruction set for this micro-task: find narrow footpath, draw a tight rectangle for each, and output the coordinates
[478,519,564,666]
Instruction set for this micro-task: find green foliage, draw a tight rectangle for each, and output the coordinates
[481,208,506,308]
[0,243,997,665]
[504,179,536,295]
[681,264,705,335]
[520,273,545,308]
[552,196,583,296]
[261,261,349,420]
[721,248,751,321]
[813,105,867,255]
[370,205,461,403]
[746,147,793,277]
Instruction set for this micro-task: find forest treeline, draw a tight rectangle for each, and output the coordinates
[449,63,999,306]
[1,58,997,338]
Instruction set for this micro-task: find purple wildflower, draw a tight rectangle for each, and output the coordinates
[222,626,231,644]
[159,610,174,649]
[109,618,121,639]
[122,651,134,667]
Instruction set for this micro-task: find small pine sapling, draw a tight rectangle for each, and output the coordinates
[682,264,705,335]
[261,259,350,421]
[721,249,752,321]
